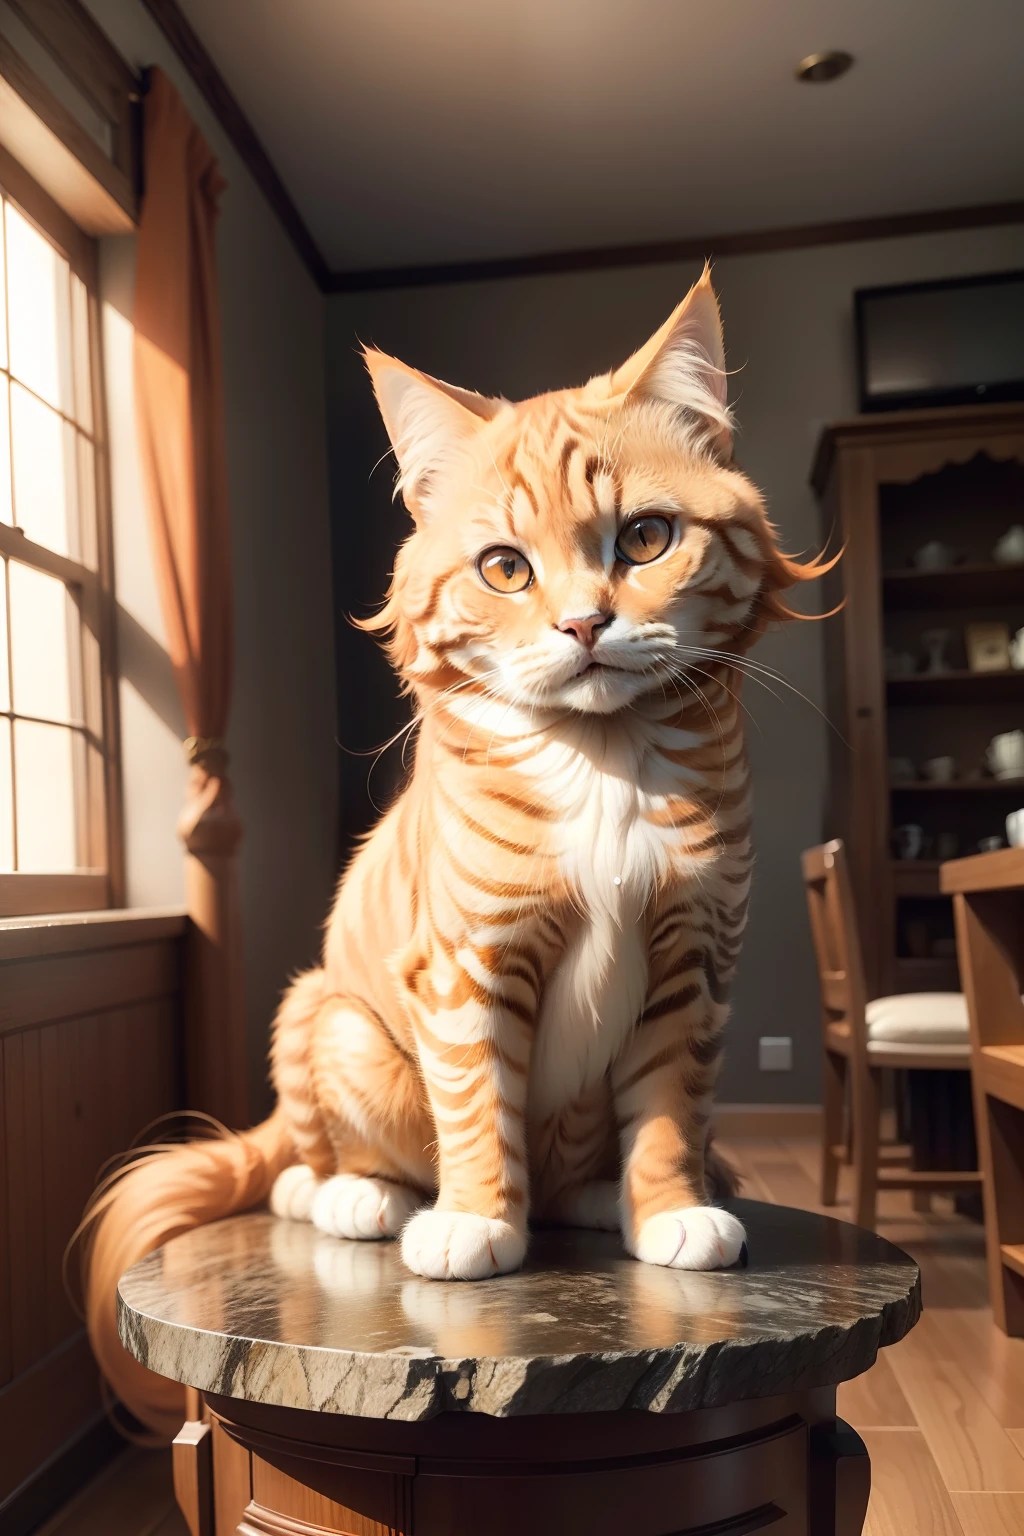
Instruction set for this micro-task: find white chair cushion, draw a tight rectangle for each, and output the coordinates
[865,992,969,1046]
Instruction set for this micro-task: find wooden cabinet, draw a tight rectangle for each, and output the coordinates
[811,403,1024,998]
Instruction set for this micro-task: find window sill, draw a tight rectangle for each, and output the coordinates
[0,905,187,961]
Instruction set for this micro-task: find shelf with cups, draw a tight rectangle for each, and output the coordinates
[886,668,1024,705]
[882,561,1024,610]
[813,409,1024,996]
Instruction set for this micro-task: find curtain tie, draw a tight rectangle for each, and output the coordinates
[184,735,229,775]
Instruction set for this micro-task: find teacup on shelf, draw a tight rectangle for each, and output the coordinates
[913,541,955,571]
[923,756,956,783]
[987,730,1024,780]
[993,525,1024,565]
[888,756,916,782]
[884,649,917,679]
[893,824,924,860]
[1007,809,1024,848]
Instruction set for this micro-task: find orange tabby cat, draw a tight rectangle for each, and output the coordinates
[79,268,828,1435]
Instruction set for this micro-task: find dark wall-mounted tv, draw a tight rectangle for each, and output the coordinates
[855,269,1024,413]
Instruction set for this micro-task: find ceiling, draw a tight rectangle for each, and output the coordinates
[177,0,1024,276]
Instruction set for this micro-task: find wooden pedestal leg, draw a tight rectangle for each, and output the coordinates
[173,1420,214,1536]
[809,1419,871,1536]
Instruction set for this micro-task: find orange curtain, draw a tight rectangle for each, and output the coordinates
[133,67,248,1128]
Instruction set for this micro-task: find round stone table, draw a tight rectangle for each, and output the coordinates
[118,1199,920,1536]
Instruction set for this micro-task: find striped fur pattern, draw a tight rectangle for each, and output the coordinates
[268,269,825,1279]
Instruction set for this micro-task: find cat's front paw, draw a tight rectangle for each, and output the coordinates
[401,1209,526,1280]
[631,1206,745,1270]
[269,1163,322,1221]
[311,1174,421,1240]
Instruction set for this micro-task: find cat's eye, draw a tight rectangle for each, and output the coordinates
[615,515,673,566]
[477,546,533,593]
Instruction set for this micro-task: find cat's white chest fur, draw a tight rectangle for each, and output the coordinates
[523,730,689,1117]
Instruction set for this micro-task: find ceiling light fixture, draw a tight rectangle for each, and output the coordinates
[795,51,854,83]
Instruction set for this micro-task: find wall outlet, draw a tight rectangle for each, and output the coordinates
[759,1035,793,1072]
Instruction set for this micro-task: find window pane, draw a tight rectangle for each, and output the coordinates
[0,376,10,525]
[9,561,75,722]
[14,719,76,871]
[0,720,12,872]
[10,383,77,555]
[5,202,73,413]
[0,559,8,712]
[71,272,93,432]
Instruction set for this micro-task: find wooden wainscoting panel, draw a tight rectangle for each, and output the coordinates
[4,1024,48,1375]
[0,915,186,1514]
[0,1032,9,1389]
[0,940,180,1035]
[0,1331,102,1505]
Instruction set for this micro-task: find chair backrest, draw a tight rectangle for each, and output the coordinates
[801,839,869,1058]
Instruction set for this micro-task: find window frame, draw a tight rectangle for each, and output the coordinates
[0,140,122,917]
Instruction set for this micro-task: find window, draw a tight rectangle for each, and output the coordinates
[0,169,120,917]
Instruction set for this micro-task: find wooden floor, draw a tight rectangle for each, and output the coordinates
[36,1134,1024,1536]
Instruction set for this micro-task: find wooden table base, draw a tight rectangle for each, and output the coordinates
[173,1390,870,1536]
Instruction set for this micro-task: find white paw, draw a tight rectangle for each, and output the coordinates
[401,1209,526,1280]
[269,1164,322,1221]
[559,1180,621,1231]
[632,1206,746,1270]
[311,1174,421,1240]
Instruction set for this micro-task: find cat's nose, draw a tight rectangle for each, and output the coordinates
[557,612,612,649]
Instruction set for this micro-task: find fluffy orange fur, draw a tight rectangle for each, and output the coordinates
[77,269,831,1436]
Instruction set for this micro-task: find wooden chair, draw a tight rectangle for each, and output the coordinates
[802,839,983,1229]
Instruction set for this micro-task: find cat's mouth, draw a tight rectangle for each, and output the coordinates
[578,657,623,673]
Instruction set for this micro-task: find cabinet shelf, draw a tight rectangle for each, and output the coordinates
[882,561,1024,610]
[891,778,1024,793]
[887,669,1024,705]
[891,862,945,896]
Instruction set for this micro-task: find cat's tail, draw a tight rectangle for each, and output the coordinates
[72,1108,295,1440]
[71,968,338,1439]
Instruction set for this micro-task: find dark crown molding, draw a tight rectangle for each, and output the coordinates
[330,200,1024,293]
[141,0,1024,298]
[140,0,331,289]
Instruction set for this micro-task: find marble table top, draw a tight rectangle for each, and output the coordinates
[118,1199,920,1421]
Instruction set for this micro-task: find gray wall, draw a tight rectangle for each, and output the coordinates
[327,220,1024,1105]
[86,0,339,1117]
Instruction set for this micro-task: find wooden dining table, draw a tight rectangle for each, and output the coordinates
[941,846,1024,1335]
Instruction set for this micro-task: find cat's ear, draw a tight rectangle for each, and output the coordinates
[610,265,732,457]
[364,348,501,520]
